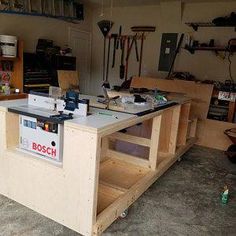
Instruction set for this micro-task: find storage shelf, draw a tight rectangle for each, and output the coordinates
[0,56,18,61]
[99,158,149,190]
[185,22,236,31]
[97,184,124,215]
[97,158,150,216]
[184,45,228,54]
[0,10,80,23]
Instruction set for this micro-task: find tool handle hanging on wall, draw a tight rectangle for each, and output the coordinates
[112,34,118,68]
[131,26,156,76]
[97,20,114,86]
[105,36,111,83]
[138,33,145,76]
[125,37,131,81]
[103,38,106,82]
[120,37,125,79]
[167,33,184,78]
[116,26,122,49]
[134,36,139,62]
[126,36,135,61]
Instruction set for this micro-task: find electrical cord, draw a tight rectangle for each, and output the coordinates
[228,52,234,82]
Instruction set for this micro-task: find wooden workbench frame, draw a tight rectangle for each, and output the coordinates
[0,101,196,236]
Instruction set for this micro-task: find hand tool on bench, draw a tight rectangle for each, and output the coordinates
[120,37,125,80]
[131,26,156,76]
[97,20,114,88]
[111,34,118,68]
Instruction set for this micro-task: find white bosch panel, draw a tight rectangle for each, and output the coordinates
[19,115,63,162]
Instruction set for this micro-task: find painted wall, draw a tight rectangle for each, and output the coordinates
[90,1,236,95]
[0,5,92,52]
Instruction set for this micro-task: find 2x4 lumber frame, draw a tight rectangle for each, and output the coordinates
[94,137,196,235]
[189,118,198,138]
[109,132,151,147]
[106,149,150,168]
[168,105,181,154]
[177,102,191,146]
[148,115,162,170]
[100,137,110,162]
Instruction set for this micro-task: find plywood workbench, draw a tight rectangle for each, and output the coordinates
[0,95,196,235]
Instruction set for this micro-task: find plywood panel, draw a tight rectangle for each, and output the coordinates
[132,77,214,120]
[197,119,236,150]
[57,70,79,91]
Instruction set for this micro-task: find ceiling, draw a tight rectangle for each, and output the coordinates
[84,0,235,7]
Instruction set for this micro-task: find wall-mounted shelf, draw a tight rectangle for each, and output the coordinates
[0,0,83,23]
[185,22,236,31]
[0,56,18,61]
[184,45,228,54]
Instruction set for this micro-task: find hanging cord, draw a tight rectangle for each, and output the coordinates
[100,0,104,17]
[228,52,234,82]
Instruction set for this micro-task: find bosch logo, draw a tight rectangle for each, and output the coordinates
[32,142,56,158]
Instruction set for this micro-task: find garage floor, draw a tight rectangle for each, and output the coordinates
[0,145,235,236]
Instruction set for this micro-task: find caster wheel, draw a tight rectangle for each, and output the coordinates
[119,209,128,218]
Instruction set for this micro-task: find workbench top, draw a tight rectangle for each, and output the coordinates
[0,98,136,134]
[0,94,186,135]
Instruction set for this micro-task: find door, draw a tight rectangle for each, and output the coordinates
[68,28,91,94]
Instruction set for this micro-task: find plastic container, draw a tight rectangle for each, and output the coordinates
[0,35,18,57]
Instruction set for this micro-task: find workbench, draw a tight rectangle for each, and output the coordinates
[0,94,196,236]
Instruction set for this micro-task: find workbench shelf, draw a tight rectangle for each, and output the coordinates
[97,158,149,215]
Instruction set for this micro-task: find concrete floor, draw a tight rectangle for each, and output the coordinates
[0,145,236,236]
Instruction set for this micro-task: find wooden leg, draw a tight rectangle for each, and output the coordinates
[168,105,181,154]
[100,137,109,162]
[148,115,162,170]
[177,102,191,146]
[189,118,198,138]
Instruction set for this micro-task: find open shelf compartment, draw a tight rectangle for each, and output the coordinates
[97,158,150,216]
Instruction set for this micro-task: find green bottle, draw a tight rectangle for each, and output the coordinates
[221,185,229,204]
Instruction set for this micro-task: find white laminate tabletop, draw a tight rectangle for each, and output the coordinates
[0,99,27,112]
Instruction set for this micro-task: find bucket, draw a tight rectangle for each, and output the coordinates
[0,35,18,57]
